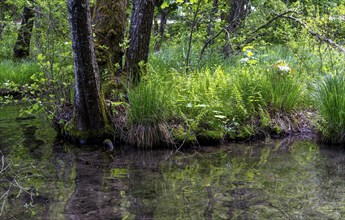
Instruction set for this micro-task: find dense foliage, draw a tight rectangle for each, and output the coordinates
[0,0,345,147]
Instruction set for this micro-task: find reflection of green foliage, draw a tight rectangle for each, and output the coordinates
[109,168,127,178]
[147,140,345,219]
[290,141,320,165]
[0,104,75,218]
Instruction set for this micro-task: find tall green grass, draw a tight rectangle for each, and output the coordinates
[314,74,345,144]
[262,67,305,112]
[0,60,40,84]
[127,76,173,148]
[128,81,167,125]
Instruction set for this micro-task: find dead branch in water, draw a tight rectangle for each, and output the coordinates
[0,151,33,216]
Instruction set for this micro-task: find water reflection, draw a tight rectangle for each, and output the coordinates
[1,104,345,219]
[0,104,75,219]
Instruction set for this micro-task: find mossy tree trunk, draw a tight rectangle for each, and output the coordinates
[13,2,35,60]
[125,0,156,86]
[92,0,127,69]
[67,0,110,142]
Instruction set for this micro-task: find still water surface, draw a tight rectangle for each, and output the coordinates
[1,104,345,219]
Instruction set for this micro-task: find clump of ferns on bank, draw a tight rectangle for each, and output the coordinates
[125,49,312,148]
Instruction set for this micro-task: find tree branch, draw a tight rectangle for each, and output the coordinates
[281,15,345,54]
[199,10,297,61]
[249,10,297,35]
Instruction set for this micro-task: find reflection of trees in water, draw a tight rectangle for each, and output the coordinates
[56,139,345,219]
[125,150,171,219]
[45,140,75,219]
[65,150,126,219]
[18,121,76,219]
[65,149,172,219]
[0,115,76,219]
[311,145,345,218]
[21,123,45,158]
[3,130,343,219]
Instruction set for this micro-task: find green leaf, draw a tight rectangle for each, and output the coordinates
[109,168,127,178]
[37,54,44,62]
[32,103,40,111]
[161,0,169,9]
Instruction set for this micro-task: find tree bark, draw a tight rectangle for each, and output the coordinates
[13,3,35,60]
[206,0,219,38]
[223,0,249,57]
[0,0,5,38]
[67,0,109,141]
[125,0,156,86]
[93,0,127,69]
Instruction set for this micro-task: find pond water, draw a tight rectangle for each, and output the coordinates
[1,104,345,219]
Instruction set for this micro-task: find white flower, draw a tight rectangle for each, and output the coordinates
[277,65,290,72]
[240,58,249,63]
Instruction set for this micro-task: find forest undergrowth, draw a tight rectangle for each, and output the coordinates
[1,43,345,148]
[116,42,345,147]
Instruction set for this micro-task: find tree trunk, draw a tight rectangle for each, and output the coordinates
[67,0,109,142]
[125,0,156,86]
[13,3,35,60]
[0,0,5,38]
[223,0,249,57]
[185,0,202,74]
[154,8,168,51]
[92,0,127,69]
[206,0,219,38]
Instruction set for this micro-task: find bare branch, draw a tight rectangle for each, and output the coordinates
[0,151,34,216]
[199,10,297,61]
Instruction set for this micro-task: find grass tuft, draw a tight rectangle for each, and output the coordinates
[127,79,172,148]
[314,74,345,144]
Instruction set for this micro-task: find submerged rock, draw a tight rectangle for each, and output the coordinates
[103,139,114,151]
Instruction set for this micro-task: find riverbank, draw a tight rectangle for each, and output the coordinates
[47,96,316,148]
[1,45,345,147]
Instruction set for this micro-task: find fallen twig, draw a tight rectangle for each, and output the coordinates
[0,151,34,216]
